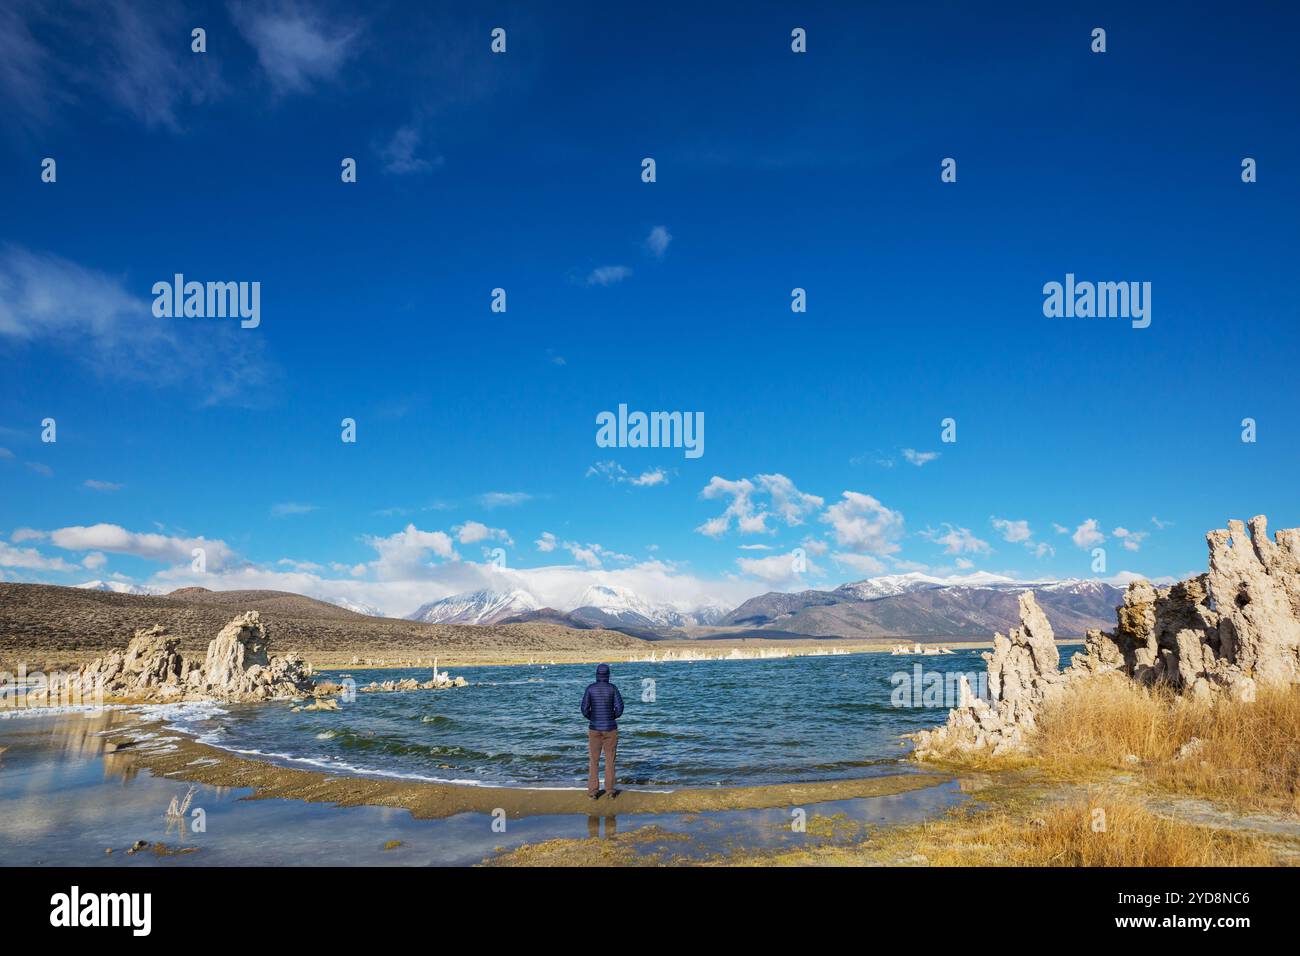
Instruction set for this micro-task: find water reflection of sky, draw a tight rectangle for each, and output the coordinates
[0,707,966,866]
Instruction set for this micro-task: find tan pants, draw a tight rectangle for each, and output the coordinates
[587,729,617,794]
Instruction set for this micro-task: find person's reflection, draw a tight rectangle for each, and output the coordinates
[586,815,618,839]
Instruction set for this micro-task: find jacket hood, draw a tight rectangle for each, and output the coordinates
[595,663,611,682]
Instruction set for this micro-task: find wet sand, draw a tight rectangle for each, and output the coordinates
[119,725,951,820]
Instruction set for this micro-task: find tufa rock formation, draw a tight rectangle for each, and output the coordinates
[913,516,1300,757]
[59,611,318,704]
[360,673,468,693]
[911,591,1065,756]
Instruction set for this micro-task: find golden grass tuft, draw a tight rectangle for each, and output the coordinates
[1026,675,1300,813]
[711,796,1280,867]
[910,673,1300,814]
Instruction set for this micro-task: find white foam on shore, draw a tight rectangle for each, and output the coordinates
[0,702,128,720]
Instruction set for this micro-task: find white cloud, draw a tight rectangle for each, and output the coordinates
[831,552,888,575]
[1151,516,1172,529]
[737,551,819,587]
[645,226,672,259]
[271,502,318,517]
[83,479,123,492]
[0,245,276,406]
[0,447,13,459]
[1112,527,1149,552]
[0,541,75,572]
[535,531,557,553]
[45,523,238,570]
[922,524,991,556]
[229,0,362,95]
[588,461,669,487]
[378,123,441,175]
[586,265,632,287]
[0,2,224,132]
[454,521,512,546]
[82,552,107,570]
[363,524,457,578]
[559,541,634,569]
[27,462,53,477]
[1071,519,1106,549]
[629,468,668,487]
[991,516,1054,559]
[696,474,821,538]
[902,448,939,467]
[991,517,1031,543]
[477,492,532,509]
[820,491,904,555]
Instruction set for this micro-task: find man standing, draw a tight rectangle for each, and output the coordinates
[581,663,624,799]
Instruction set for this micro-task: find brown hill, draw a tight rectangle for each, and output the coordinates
[0,583,647,668]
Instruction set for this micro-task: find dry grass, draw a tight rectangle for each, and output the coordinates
[932,674,1300,814]
[728,795,1281,867]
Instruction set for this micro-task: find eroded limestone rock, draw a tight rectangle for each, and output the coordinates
[911,591,1064,756]
[914,516,1300,757]
[42,611,319,705]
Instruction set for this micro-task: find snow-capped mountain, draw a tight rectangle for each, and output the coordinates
[688,604,730,626]
[327,597,387,618]
[405,583,724,635]
[722,573,1125,638]
[407,588,541,625]
[834,571,1025,601]
[834,572,950,601]
[570,584,690,627]
[76,580,154,596]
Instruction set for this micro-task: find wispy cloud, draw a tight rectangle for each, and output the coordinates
[991,516,1054,559]
[1112,527,1149,552]
[902,448,940,467]
[0,245,278,406]
[587,461,670,487]
[229,0,363,95]
[586,265,632,287]
[477,491,532,509]
[271,502,318,517]
[0,1,224,132]
[645,226,672,259]
[921,523,991,556]
[377,122,442,175]
[83,479,123,492]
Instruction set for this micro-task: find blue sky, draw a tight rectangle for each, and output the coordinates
[2,1,1298,615]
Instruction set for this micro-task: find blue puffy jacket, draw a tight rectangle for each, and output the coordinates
[581,663,625,731]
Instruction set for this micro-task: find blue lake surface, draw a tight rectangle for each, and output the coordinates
[175,651,990,788]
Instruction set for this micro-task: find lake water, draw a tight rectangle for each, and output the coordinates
[168,651,988,788]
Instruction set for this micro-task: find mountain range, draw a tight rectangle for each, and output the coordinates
[401,572,1126,641]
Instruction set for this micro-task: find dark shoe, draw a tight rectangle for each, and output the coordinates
[587,789,604,800]
[608,789,622,800]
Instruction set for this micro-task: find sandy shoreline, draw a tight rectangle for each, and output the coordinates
[111,722,950,820]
